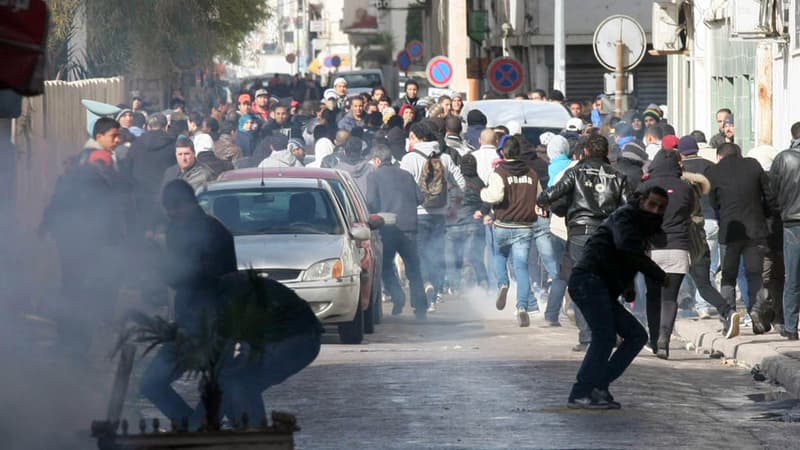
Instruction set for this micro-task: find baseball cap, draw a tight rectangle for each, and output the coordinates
[333,77,347,87]
[254,88,269,97]
[238,93,252,104]
[565,117,584,132]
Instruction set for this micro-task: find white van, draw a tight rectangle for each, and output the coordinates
[462,99,571,146]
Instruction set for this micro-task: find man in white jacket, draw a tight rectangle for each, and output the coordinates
[401,121,465,310]
[472,128,502,185]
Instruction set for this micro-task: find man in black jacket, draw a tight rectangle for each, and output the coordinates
[566,187,668,409]
[537,135,631,350]
[366,144,427,318]
[706,143,777,334]
[139,179,238,425]
[769,121,800,340]
[126,113,178,235]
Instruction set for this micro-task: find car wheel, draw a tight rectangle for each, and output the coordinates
[338,302,364,344]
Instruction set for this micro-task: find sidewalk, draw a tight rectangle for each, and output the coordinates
[674,317,800,398]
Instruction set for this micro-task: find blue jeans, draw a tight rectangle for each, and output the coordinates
[485,224,497,286]
[446,221,488,290]
[417,214,446,294]
[531,219,566,322]
[493,226,533,310]
[139,343,196,424]
[568,270,648,400]
[693,219,719,312]
[783,225,800,333]
[220,333,321,423]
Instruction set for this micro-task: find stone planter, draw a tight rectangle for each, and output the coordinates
[92,411,298,450]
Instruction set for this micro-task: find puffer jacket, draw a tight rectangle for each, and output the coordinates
[769,139,800,226]
[637,149,695,250]
[537,156,630,234]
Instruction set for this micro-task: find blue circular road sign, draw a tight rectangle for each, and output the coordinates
[397,50,412,71]
[426,56,454,88]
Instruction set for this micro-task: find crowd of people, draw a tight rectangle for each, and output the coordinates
[39,76,800,414]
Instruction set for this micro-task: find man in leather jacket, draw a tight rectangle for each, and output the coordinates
[537,134,631,351]
[769,121,800,341]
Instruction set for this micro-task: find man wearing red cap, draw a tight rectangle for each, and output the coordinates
[237,93,252,117]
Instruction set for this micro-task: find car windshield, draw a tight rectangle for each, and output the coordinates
[198,188,344,236]
[337,73,382,89]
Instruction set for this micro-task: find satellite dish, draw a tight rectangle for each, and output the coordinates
[593,15,647,72]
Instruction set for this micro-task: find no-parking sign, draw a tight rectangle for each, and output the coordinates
[487,57,524,93]
[407,40,424,60]
[426,56,454,88]
[397,50,412,71]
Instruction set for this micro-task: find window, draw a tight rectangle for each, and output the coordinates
[338,73,382,89]
[198,188,343,236]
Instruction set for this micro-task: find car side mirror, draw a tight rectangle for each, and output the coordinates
[351,225,372,241]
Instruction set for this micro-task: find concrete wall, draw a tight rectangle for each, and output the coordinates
[527,0,653,44]
[771,0,800,149]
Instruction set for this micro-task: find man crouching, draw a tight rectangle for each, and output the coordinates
[565,186,670,409]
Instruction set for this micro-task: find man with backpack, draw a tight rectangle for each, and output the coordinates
[481,136,543,327]
[401,121,465,309]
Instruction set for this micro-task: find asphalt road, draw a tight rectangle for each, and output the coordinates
[245,290,800,450]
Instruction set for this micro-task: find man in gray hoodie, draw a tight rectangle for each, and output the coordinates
[401,121,465,308]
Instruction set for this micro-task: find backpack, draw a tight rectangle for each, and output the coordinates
[413,150,448,209]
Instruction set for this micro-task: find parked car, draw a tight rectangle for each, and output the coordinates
[461,99,571,146]
[200,167,382,344]
[329,69,385,96]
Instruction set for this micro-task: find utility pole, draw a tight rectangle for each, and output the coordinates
[553,0,566,95]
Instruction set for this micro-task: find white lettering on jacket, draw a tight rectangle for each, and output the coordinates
[506,175,534,185]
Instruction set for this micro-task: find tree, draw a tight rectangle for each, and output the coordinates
[47,0,271,80]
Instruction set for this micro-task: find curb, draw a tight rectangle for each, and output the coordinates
[674,318,800,398]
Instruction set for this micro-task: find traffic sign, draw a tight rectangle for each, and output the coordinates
[330,55,341,67]
[593,15,646,71]
[487,57,524,93]
[406,40,424,60]
[285,53,296,64]
[426,56,454,88]
[323,56,333,68]
[396,50,412,71]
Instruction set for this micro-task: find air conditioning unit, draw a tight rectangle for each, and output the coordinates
[652,2,683,51]
[730,0,783,39]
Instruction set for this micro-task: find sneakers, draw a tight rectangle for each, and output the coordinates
[424,283,436,305]
[517,307,530,327]
[495,285,509,310]
[781,329,799,341]
[656,340,669,360]
[698,309,712,320]
[722,311,740,339]
[567,389,620,410]
[592,388,622,409]
[427,302,437,313]
[572,343,588,352]
[750,310,772,335]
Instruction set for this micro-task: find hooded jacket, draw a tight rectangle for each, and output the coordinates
[769,138,800,226]
[546,136,571,187]
[258,149,298,168]
[336,155,375,196]
[214,133,242,162]
[456,154,489,224]
[400,140,465,215]
[681,156,716,220]
[637,149,695,250]
[617,142,648,191]
[572,200,667,298]
[366,162,423,232]
[481,159,542,227]
[538,156,630,235]
[126,129,178,228]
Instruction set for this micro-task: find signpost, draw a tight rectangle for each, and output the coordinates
[285,53,296,64]
[593,15,646,116]
[486,57,524,94]
[426,56,454,88]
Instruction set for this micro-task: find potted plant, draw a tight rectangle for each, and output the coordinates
[94,270,310,449]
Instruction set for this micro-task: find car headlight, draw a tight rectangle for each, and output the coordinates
[303,258,343,281]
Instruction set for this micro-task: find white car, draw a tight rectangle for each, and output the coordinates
[197,175,371,344]
[462,99,571,145]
